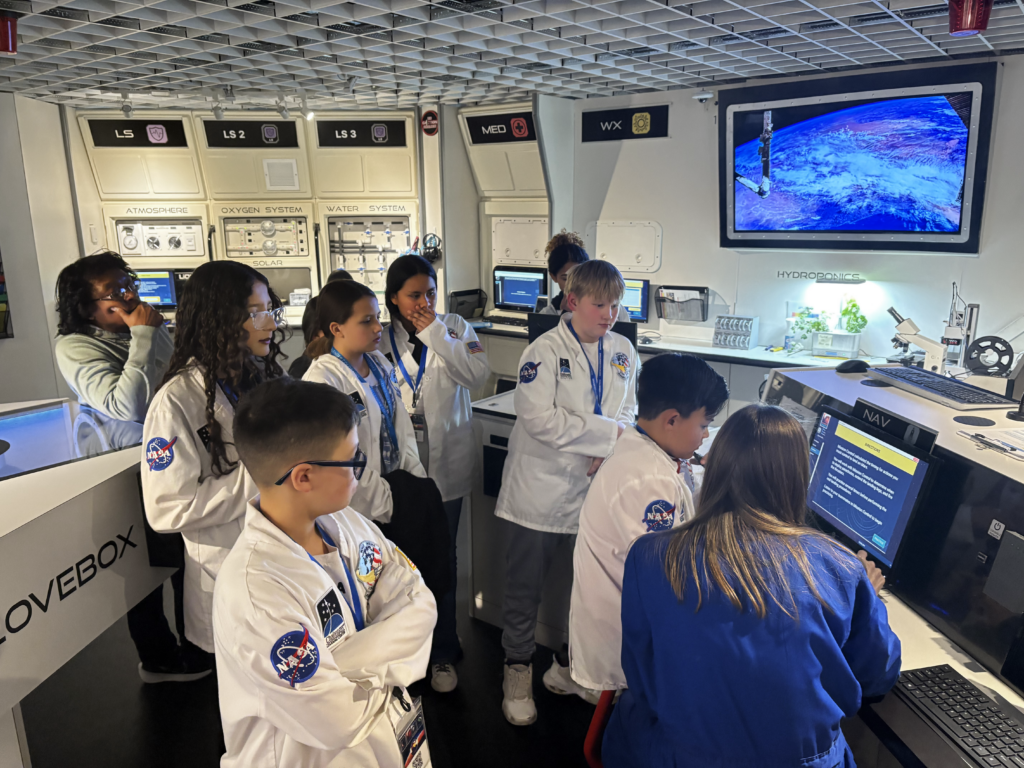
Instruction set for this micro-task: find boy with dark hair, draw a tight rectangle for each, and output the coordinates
[214,378,437,768]
[568,353,728,692]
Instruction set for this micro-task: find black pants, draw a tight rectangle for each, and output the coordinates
[125,568,186,666]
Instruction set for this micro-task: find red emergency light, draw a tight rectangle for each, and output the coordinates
[0,15,15,56]
[949,0,993,36]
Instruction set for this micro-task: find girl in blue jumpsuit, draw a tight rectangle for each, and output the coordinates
[604,403,901,768]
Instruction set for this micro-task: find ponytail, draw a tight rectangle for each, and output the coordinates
[305,335,335,359]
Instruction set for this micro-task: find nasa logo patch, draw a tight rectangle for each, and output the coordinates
[643,500,676,532]
[146,436,177,471]
[316,590,346,648]
[357,541,383,597]
[611,352,630,380]
[519,362,541,384]
[270,627,319,687]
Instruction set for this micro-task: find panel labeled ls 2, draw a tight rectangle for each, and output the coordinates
[316,120,407,147]
[88,119,189,147]
[581,105,669,142]
[203,120,299,148]
[464,112,536,145]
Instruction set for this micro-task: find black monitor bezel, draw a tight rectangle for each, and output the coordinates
[493,266,548,313]
[622,278,650,323]
[135,269,179,309]
[807,405,940,574]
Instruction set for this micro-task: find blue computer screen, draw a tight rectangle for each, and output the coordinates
[136,271,177,307]
[494,269,545,311]
[622,279,649,322]
[807,412,929,567]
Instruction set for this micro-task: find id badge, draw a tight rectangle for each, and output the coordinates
[411,414,427,443]
[389,690,431,768]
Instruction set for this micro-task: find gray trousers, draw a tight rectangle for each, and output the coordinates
[500,522,576,662]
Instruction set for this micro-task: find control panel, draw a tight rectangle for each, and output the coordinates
[117,220,204,257]
[327,217,412,296]
[223,217,309,258]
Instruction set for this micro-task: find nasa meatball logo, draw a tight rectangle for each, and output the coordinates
[519,361,541,384]
[146,436,177,471]
[559,358,572,379]
[270,627,319,687]
[643,500,675,532]
[357,541,383,597]
[611,352,630,379]
[316,590,346,648]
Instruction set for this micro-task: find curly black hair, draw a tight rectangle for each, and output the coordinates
[55,251,138,336]
[160,261,285,478]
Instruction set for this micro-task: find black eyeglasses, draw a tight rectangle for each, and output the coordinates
[274,452,367,486]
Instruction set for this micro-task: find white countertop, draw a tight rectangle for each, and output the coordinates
[479,323,886,370]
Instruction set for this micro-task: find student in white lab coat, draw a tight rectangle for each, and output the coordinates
[495,260,639,726]
[537,230,630,322]
[142,261,285,655]
[302,279,426,523]
[215,377,437,768]
[379,254,490,694]
[569,353,728,692]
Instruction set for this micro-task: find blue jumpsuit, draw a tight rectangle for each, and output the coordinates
[603,533,901,768]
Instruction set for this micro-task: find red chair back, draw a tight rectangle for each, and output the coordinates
[583,690,617,768]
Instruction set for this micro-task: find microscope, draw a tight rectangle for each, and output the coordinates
[888,307,948,374]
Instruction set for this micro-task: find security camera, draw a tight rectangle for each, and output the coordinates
[693,90,714,104]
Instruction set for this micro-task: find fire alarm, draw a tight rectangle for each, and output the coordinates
[949,0,993,36]
[0,15,16,56]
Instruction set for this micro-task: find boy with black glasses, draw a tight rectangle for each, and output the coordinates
[215,377,437,768]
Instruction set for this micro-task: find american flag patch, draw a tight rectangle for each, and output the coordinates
[467,341,484,354]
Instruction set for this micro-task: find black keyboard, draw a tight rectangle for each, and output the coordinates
[485,315,529,327]
[893,664,1024,767]
[866,366,1017,410]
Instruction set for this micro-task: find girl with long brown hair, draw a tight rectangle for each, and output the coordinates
[603,403,901,768]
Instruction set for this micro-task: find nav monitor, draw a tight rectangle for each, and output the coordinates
[136,271,177,308]
[494,267,547,313]
[807,408,932,569]
[622,279,650,323]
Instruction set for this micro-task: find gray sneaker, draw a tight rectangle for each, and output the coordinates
[502,663,537,726]
[431,662,458,693]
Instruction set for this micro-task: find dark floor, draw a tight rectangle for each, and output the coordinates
[20,608,595,768]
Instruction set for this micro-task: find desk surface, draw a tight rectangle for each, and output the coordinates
[477,323,887,370]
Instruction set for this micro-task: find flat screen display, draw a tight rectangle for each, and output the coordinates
[493,267,547,312]
[807,410,930,568]
[622,279,649,323]
[136,271,177,307]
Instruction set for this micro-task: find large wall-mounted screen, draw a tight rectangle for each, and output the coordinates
[719,64,996,254]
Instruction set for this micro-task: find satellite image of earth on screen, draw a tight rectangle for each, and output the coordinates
[733,96,970,233]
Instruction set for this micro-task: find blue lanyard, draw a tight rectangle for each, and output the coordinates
[388,325,426,396]
[567,320,604,416]
[330,348,400,453]
[306,524,365,632]
[218,379,240,406]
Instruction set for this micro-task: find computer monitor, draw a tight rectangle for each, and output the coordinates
[622,279,650,323]
[136,270,177,308]
[493,267,547,313]
[806,407,932,569]
[527,312,638,349]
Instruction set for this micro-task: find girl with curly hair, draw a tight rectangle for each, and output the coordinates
[141,261,285,656]
[539,230,629,321]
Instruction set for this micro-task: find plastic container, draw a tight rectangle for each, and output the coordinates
[812,331,860,359]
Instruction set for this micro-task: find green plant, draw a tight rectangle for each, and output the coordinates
[839,298,868,334]
[792,308,831,340]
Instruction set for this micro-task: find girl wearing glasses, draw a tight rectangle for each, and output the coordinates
[379,254,490,694]
[302,279,426,523]
[141,261,285,657]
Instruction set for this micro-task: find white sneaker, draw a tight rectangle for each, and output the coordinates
[542,658,601,705]
[430,662,458,693]
[502,663,537,726]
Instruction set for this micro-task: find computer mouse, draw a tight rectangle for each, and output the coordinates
[836,359,870,374]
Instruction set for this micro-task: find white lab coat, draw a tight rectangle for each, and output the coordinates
[213,501,437,768]
[303,350,426,522]
[379,315,490,502]
[141,363,256,652]
[494,312,639,534]
[568,426,695,690]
